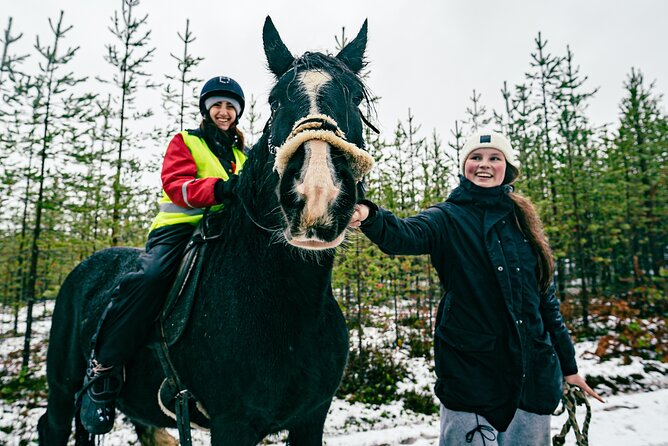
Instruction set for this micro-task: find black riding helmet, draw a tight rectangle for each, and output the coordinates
[199,76,245,118]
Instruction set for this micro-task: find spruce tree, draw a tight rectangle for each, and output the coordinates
[464,89,492,132]
[615,68,667,298]
[162,18,203,134]
[100,0,157,246]
[243,95,263,147]
[526,32,568,295]
[553,45,599,327]
[22,11,91,371]
[0,17,27,88]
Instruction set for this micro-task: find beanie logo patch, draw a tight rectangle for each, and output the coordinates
[480,135,491,143]
[219,76,231,84]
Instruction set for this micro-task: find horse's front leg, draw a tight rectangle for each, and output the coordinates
[210,418,262,446]
[286,401,331,446]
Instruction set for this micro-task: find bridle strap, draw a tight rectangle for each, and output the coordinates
[292,117,341,135]
[289,115,345,139]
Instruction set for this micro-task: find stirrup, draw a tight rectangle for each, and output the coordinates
[78,360,123,435]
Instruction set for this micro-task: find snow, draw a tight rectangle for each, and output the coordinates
[2,301,667,446]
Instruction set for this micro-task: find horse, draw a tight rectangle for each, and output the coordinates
[37,16,374,446]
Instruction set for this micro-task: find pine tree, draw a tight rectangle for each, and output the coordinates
[0,17,27,88]
[162,18,203,135]
[22,11,91,371]
[526,32,568,295]
[242,94,263,147]
[464,89,492,132]
[331,25,388,356]
[615,68,667,299]
[448,119,465,181]
[553,45,599,327]
[100,0,157,246]
[0,17,28,216]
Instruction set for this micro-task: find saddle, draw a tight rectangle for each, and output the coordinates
[150,209,228,438]
[159,206,228,342]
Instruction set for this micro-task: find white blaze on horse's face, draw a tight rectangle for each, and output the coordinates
[300,70,332,114]
[295,139,340,228]
[287,70,346,250]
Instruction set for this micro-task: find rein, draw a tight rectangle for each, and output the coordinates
[238,194,281,234]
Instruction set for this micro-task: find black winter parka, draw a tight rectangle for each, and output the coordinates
[360,177,578,431]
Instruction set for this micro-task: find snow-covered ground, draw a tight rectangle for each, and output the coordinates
[1,301,667,446]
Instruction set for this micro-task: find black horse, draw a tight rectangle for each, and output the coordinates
[37,16,374,446]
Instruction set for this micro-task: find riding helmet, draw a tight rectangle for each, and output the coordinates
[199,76,245,118]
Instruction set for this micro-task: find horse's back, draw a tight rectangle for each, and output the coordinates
[47,247,142,381]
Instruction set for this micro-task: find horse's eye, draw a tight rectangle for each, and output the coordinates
[269,98,280,112]
[351,90,365,106]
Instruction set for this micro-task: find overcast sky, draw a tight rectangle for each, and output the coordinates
[3,0,666,151]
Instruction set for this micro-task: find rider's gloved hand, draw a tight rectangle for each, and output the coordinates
[214,174,239,203]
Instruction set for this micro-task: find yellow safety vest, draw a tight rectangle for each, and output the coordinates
[148,130,247,233]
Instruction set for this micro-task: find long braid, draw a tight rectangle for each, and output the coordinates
[508,191,555,293]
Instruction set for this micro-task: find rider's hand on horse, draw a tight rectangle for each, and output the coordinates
[349,204,370,228]
[214,175,239,203]
[565,373,605,403]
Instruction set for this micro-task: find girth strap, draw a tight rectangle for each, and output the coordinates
[175,390,193,445]
[155,334,193,446]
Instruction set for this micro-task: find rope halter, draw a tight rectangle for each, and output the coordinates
[273,114,374,182]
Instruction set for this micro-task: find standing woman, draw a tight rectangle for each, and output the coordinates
[350,130,603,445]
[78,76,248,435]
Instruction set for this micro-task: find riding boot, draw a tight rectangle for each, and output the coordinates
[78,359,124,435]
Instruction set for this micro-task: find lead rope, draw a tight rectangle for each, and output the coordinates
[552,382,591,446]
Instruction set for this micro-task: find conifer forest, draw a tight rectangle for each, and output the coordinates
[1,1,666,441]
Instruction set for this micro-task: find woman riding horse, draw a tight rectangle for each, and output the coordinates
[38,16,373,446]
[78,76,249,435]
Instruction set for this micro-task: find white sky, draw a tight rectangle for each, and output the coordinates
[3,0,667,152]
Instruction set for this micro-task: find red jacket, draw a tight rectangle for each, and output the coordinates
[161,132,236,209]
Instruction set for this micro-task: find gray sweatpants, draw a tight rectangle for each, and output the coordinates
[439,405,551,446]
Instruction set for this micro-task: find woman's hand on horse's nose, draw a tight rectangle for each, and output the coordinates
[349,204,369,228]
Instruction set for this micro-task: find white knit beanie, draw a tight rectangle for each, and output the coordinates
[204,95,242,116]
[460,130,520,183]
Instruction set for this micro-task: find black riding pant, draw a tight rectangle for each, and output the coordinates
[95,223,194,366]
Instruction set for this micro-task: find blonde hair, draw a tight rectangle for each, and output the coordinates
[508,191,555,294]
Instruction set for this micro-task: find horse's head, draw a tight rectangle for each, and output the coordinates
[254,16,374,251]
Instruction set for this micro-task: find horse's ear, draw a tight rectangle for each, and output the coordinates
[263,16,295,78]
[335,19,368,74]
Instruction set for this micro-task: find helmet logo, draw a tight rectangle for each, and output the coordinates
[219,76,231,84]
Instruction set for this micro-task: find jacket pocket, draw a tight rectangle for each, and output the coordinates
[436,324,496,352]
[434,325,503,408]
[521,333,562,414]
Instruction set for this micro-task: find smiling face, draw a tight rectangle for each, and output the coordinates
[208,101,237,131]
[464,148,507,188]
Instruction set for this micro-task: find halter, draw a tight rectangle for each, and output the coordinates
[273,114,374,181]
